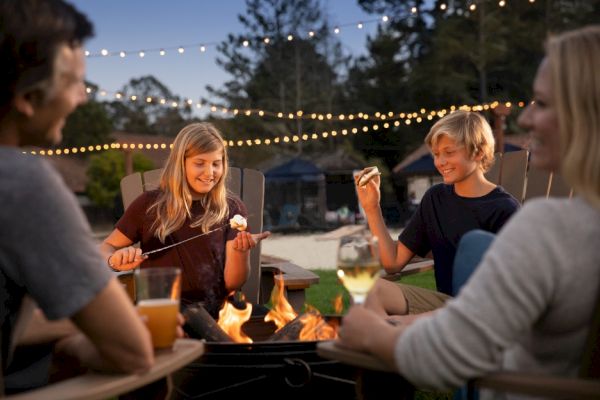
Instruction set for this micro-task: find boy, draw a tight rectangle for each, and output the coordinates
[357,110,519,316]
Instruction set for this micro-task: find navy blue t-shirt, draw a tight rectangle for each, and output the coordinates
[399,184,519,295]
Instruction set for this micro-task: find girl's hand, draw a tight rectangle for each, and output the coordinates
[108,246,147,271]
[232,231,271,252]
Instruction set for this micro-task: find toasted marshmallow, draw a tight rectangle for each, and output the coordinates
[358,166,380,187]
[229,214,247,231]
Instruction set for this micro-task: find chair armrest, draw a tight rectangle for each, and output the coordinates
[261,262,320,290]
[473,372,600,400]
[6,339,204,400]
[382,260,435,281]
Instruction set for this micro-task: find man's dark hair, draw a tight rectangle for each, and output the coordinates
[0,0,94,116]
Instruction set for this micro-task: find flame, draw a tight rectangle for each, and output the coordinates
[333,293,344,314]
[217,301,253,343]
[298,306,338,341]
[264,277,298,330]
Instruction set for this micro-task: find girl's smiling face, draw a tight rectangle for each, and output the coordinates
[185,149,224,197]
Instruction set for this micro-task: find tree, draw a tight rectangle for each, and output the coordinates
[104,75,193,135]
[86,150,154,208]
[62,100,113,149]
[207,0,351,156]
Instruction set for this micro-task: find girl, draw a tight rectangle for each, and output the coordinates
[101,123,268,316]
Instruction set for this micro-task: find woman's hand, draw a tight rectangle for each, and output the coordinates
[232,231,271,252]
[108,246,147,271]
[336,305,407,371]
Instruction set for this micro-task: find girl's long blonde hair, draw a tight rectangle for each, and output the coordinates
[547,25,600,209]
[150,123,229,242]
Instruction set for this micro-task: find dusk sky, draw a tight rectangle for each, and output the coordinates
[69,0,385,109]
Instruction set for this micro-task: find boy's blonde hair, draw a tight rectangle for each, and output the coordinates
[547,25,600,209]
[425,110,496,172]
[149,123,229,242]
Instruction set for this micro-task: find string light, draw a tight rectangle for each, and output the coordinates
[27,102,525,156]
[88,85,521,125]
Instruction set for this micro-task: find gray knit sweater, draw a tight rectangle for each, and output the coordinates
[396,197,600,400]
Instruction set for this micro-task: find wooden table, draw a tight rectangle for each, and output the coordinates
[7,339,204,400]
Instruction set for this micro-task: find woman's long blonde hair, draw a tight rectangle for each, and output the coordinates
[547,25,600,209]
[150,123,229,242]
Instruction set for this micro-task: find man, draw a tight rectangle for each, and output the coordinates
[0,0,153,393]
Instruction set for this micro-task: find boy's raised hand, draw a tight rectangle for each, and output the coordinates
[355,167,381,211]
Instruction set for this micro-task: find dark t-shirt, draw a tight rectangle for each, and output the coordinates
[116,190,248,316]
[399,184,519,295]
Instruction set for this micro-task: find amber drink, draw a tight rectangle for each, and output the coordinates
[135,267,181,349]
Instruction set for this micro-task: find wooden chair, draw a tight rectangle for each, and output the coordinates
[3,339,204,400]
[119,167,319,312]
[317,285,600,399]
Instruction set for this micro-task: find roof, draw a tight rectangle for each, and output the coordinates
[48,156,88,193]
[264,157,325,183]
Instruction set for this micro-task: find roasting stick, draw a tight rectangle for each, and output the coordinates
[141,223,229,256]
[141,214,254,256]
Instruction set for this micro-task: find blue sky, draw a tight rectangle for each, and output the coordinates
[69,0,383,107]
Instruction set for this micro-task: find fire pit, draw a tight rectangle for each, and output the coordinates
[172,315,358,399]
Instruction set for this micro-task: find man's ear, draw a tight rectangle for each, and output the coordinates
[13,91,42,118]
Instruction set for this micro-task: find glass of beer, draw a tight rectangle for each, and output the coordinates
[336,231,381,304]
[135,267,181,349]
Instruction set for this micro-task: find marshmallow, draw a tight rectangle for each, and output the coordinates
[229,214,247,231]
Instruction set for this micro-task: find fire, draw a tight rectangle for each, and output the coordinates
[333,293,344,314]
[217,300,253,343]
[298,306,338,341]
[264,277,298,330]
[216,279,342,343]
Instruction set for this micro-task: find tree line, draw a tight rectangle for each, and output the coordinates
[62,0,599,208]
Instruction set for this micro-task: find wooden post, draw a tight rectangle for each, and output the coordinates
[492,104,511,153]
[124,149,133,176]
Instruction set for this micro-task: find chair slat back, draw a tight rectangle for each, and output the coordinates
[548,172,573,198]
[523,167,551,202]
[238,168,264,303]
[498,150,529,203]
[484,152,503,185]
[120,172,143,211]
[119,167,264,304]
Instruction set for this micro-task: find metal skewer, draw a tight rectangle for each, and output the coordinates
[141,223,229,256]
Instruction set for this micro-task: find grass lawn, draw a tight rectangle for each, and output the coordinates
[304,269,453,400]
[304,269,437,314]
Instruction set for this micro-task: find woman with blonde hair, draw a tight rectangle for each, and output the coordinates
[101,123,269,316]
[337,25,600,398]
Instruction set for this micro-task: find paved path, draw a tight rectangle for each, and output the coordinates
[262,225,402,270]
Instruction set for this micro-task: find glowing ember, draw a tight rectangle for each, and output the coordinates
[217,301,253,343]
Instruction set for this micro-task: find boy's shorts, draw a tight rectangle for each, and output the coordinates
[396,283,451,314]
